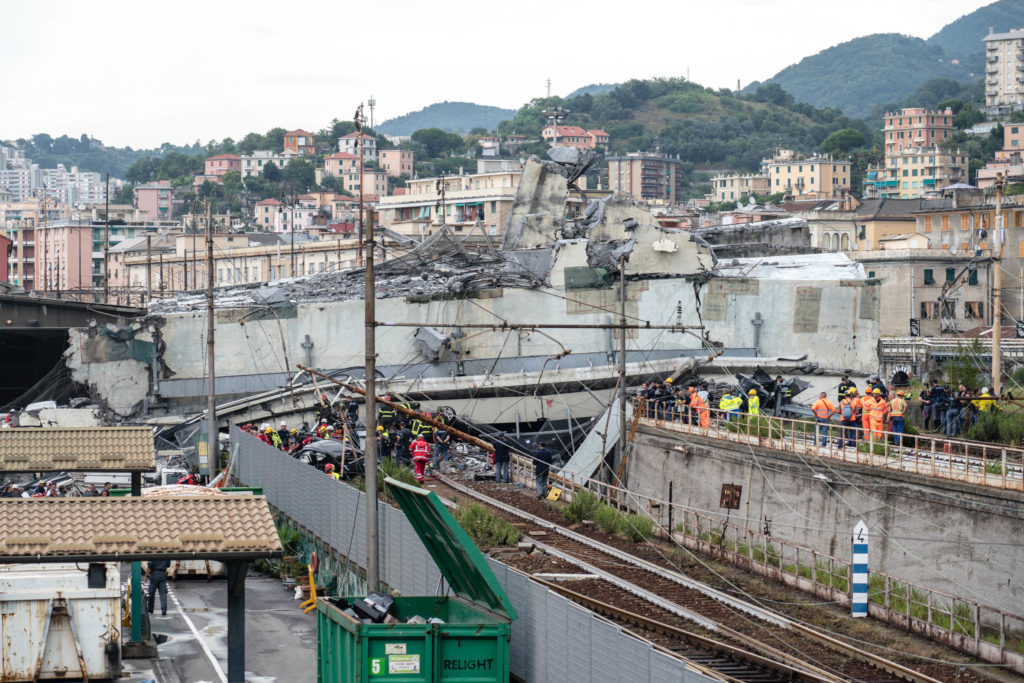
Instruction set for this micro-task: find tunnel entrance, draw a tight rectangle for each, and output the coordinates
[0,330,70,407]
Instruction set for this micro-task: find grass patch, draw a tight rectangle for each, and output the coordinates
[595,505,621,534]
[620,513,654,542]
[452,501,522,548]
[562,490,601,524]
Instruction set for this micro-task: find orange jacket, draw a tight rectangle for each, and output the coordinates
[812,398,836,419]
[889,397,906,417]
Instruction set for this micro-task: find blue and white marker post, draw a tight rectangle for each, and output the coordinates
[852,520,869,617]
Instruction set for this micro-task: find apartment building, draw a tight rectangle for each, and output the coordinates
[134,181,174,222]
[379,149,414,178]
[338,132,378,161]
[541,126,609,150]
[284,130,316,156]
[864,146,968,199]
[984,27,1024,114]
[607,153,685,203]
[883,107,955,155]
[204,154,242,178]
[977,124,1024,187]
[765,154,851,199]
[240,150,296,178]
[377,169,522,237]
[710,172,771,202]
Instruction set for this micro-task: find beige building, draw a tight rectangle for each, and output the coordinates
[607,153,685,203]
[765,154,851,199]
[109,231,397,305]
[710,173,770,202]
[984,27,1024,114]
[855,248,994,336]
[854,198,927,250]
[240,151,297,178]
[864,145,968,199]
[977,124,1024,187]
[379,149,414,178]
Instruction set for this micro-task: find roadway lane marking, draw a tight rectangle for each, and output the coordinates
[168,586,227,683]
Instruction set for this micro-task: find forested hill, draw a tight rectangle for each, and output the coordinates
[928,0,1024,57]
[748,34,974,118]
[498,78,874,172]
[0,134,203,179]
[376,102,516,136]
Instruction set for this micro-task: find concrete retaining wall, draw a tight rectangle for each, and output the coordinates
[626,425,1024,615]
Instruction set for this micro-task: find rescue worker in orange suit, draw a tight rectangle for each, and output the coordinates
[869,388,888,442]
[860,389,876,441]
[688,386,709,429]
[811,392,837,447]
[889,390,907,447]
[410,435,431,483]
[324,463,340,480]
[849,388,863,444]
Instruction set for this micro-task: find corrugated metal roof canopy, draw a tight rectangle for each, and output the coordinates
[0,427,157,472]
[0,497,283,562]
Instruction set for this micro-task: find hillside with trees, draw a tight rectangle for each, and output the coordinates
[1,134,203,178]
[928,0,1024,57]
[376,102,516,136]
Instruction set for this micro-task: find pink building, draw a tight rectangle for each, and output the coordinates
[0,232,10,283]
[884,107,954,156]
[35,223,93,293]
[204,154,241,177]
[134,180,173,222]
[284,130,316,156]
[379,149,414,178]
[325,152,360,179]
[255,198,284,228]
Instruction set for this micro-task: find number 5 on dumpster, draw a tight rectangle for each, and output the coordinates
[370,658,383,675]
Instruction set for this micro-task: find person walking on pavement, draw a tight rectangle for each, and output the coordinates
[492,435,511,484]
[889,390,907,447]
[811,392,837,447]
[145,560,171,617]
[532,442,554,499]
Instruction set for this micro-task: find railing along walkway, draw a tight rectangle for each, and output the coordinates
[635,400,1024,492]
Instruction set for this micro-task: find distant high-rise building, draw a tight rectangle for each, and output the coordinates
[607,153,684,203]
[984,27,1024,114]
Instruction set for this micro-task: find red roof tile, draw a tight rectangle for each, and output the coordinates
[587,130,609,137]
[206,154,240,161]
[286,129,313,137]
[341,132,375,139]
[327,152,359,160]
[256,198,283,206]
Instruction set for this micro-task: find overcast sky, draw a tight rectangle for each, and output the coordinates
[0,0,994,149]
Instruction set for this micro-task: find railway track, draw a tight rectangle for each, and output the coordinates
[438,475,977,683]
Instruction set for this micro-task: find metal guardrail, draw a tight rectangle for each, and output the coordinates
[632,400,1024,492]
[507,416,1024,673]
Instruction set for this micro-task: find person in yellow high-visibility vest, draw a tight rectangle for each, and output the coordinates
[889,390,907,447]
[747,389,760,415]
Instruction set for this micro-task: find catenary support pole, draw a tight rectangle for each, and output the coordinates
[226,560,248,683]
[364,208,379,592]
[130,471,143,643]
[618,256,627,479]
[206,202,217,479]
[103,174,110,302]
[994,174,1004,395]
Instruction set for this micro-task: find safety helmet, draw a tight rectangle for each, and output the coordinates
[665,378,673,384]
[749,389,757,395]
[873,388,881,395]
[897,390,905,396]
[324,463,334,472]
[847,388,857,395]
[377,426,384,432]
[265,427,273,433]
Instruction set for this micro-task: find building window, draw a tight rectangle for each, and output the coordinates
[965,301,984,319]
[921,302,936,319]
[968,269,979,286]
[941,300,955,318]
[923,268,935,285]
[946,267,956,283]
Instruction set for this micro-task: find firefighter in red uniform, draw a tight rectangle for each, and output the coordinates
[411,435,432,483]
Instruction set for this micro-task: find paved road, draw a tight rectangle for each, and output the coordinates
[122,572,317,682]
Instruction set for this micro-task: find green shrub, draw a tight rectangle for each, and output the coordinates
[967,409,1024,447]
[452,502,522,548]
[621,513,654,542]
[379,458,419,494]
[595,505,622,534]
[563,490,601,524]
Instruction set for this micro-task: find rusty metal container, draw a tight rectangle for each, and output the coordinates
[0,562,121,681]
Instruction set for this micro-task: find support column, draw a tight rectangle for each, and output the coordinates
[227,560,248,683]
[131,472,143,642]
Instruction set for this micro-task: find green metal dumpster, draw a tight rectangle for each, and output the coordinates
[317,477,518,682]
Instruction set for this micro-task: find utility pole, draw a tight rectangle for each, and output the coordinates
[40,189,47,295]
[436,172,447,226]
[355,103,365,267]
[206,201,217,480]
[993,173,1005,394]
[541,106,569,147]
[363,208,379,593]
[103,174,110,302]
[146,233,153,304]
[289,198,296,277]
[618,255,627,477]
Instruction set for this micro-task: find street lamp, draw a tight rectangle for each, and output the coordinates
[541,106,569,147]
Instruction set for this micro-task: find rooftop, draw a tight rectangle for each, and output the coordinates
[0,426,156,472]
[286,129,313,137]
[206,154,240,161]
[0,496,282,562]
